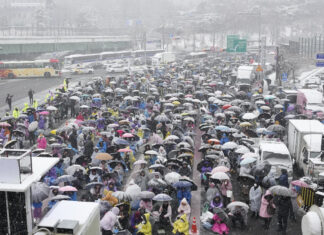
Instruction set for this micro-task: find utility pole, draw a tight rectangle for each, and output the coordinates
[276,46,281,86]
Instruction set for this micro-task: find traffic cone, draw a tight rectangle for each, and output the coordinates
[191,217,197,234]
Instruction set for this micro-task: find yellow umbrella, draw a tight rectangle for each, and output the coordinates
[172,101,180,106]
[181,112,189,116]
[50,129,57,135]
[95,153,113,161]
[240,122,252,127]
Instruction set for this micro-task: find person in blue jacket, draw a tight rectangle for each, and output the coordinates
[220,133,229,145]
[278,169,289,188]
[97,138,107,152]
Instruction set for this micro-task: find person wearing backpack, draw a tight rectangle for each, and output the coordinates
[259,190,275,230]
[276,196,292,235]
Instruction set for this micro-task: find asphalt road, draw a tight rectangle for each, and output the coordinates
[0,70,107,116]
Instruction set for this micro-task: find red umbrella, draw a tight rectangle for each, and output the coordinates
[0,122,11,127]
[58,185,78,192]
[222,104,232,110]
[291,180,309,188]
[39,111,49,116]
[122,133,134,138]
[208,138,220,145]
[118,148,132,153]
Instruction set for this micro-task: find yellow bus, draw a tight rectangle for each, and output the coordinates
[0,59,61,79]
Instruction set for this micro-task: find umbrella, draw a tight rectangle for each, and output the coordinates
[125,183,141,200]
[239,122,252,127]
[269,185,292,197]
[165,172,181,184]
[221,142,238,150]
[267,124,285,133]
[155,113,170,122]
[1,116,14,121]
[12,130,25,136]
[260,106,270,111]
[80,105,90,109]
[46,106,58,111]
[211,172,230,180]
[242,152,258,159]
[95,153,113,161]
[215,125,230,132]
[113,138,129,146]
[227,201,249,210]
[65,165,86,175]
[242,113,257,120]
[148,178,167,188]
[264,95,276,100]
[179,176,198,191]
[208,139,220,145]
[118,148,132,153]
[133,159,147,165]
[291,180,309,188]
[153,193,173,202]
[69,96,80,101]
[54,175,76,184]
[59,186,78,192]
[50,195,71,201]
[85,182,104,189]
[173,181,192,188]
[235,146,250,154]
[31,182,50,203]
[165,135,179,141]
[240,157,257,165]
[139,191,155,199]
[112,191,132,201]
[149,164,165,169]
[145,150,159,155]
[211,166,230,174]
[28,121,38,132]
[4,140,17,149]
[122,133,134,138]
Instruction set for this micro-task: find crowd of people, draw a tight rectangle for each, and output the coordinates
[0,56,305,235]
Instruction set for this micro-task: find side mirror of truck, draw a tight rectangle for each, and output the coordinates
[303,159,309,165]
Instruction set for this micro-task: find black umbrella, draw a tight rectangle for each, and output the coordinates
[258,113,271,120]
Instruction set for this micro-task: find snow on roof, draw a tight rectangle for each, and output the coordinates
[298,89,323,104]
[290,120,324,134]
[39,201,100,234]
[259,141,290,155]
[0,157,59,192]
[237,66,254,79]
[303,134,322,152]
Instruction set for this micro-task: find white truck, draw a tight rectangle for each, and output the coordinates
[258,141,293,179]
[152,52,175,65]
[302,204,324,235]
[288,119,324,176]
[236,65,255,85]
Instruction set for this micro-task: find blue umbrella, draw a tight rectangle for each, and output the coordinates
[153,193,173,202]
[173,181,192,188]
[114,138,129,146]
[215,125,230,132]
[240,157,257,166]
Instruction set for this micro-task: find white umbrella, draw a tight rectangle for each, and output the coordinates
[145,150,159,155]
[165,135,179,141]
[165,172,181,185]
[125,180,141,200]
[28,121,38,132]
[274,104,284,109]
[235,146,250,154]
[221,142,238,150]
[211,172,230,180]
[69,96,80,101]
[134,159,147,165]
[46,106,57,111]
[241,152,258,159]
[242,112,257,120]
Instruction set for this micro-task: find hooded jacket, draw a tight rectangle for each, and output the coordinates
[172,214,189,235]
[37,136,47,149]
[100,207,120,231]
[259,190,275,218]
[177,198,191,219]
[249,185,262,212]
[102,190,118,206]
[136,213,152,235]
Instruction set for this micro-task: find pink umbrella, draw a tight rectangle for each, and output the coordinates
[74,119,83,126]
[211,166,230,174]
[118,148,132,153]
[58,186,78,192]
[291,180,309,188]
[0,122,11,127]
[39,111,49,116]
[185,94,193,98]
[122,133,134,138]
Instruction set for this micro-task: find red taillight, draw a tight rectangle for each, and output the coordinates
[50,59,59,63]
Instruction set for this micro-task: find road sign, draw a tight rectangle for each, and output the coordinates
[316,61,324,67]
[226,35,246,53]
[316,53,324,60]
[282,73,288,82]
[256,65,263,72]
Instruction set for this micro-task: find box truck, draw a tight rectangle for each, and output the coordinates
[288,119,324,176]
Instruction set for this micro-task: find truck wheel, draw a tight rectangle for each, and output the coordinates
[44,72,51,78]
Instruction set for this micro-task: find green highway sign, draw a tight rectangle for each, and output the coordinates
[226,35,247,53]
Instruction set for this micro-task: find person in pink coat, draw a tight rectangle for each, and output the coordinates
[37,134,47,149]
[259,190,275,230]
[220,179,232,206]
[211,213,229,234]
